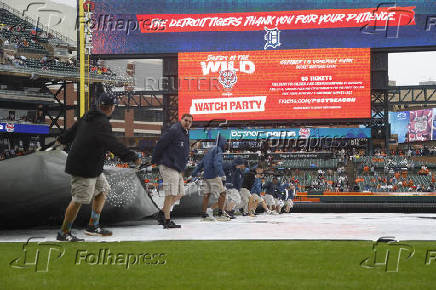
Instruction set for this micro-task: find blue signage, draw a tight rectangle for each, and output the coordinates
[389,111,410,143]
[0,123,50,134]
[190,127,371,140]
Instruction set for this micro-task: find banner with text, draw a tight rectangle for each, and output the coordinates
[92,1,436,54]
[189,128,371,140]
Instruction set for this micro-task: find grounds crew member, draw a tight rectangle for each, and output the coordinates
[152,113,193,228]
[56,92,140,241]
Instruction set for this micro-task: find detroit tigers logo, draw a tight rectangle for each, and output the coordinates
[264,27,281,50]
[299,128,311,138]
[218,70,238,90]
[6,123,15,133]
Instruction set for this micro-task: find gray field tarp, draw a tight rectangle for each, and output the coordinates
[172,181,204,216]
[0,151,158,228]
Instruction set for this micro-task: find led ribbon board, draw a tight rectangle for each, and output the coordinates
[91,0,435,54]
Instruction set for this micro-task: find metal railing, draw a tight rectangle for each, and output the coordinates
[1,43,48,55]
[0,63,133,84]
[0,1,76,47]
[0,89,53,98]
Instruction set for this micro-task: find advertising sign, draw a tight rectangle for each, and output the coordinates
[179,48,370,121]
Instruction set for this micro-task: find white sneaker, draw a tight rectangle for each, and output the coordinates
[201,208,216,221]
[206,208,214,218]
[271,211,279,215]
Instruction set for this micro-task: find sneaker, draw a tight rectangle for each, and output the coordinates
[216,215,231,222]
[84,225,112,236]
[206,208,214,217]
[201,212,216,221]
[156,210,165,225]
[202,216,216,221]
[56,231,84,242]
[271,211,279,215]
[163,220,181,229]
[249,211,256,217]
[225,211,236,219]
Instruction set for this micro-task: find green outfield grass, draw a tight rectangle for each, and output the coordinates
[1,240,435,289]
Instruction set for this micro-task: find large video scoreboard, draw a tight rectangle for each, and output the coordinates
[178,48,370,120]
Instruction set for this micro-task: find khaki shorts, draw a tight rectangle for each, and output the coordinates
[226,188,241,205]
[71,173,110,204]
[159,165,185,196]
[252,193,264,203]
[240,188,251,204]
[237,188,251,211]
[201,177,225,199]
[263,194,275,207]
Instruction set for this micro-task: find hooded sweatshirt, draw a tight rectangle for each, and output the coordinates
[192,134,226,179]
[59,110,138,178]
[224,158,245,190]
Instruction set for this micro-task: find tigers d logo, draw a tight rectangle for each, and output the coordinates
[264,27,281,49]
[218,70,238,90]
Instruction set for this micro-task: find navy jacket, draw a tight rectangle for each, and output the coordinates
[264,181,284,198]
[276,184,287,200]
[223,160,244,190]
[287,186,296,200]
[191,135,226,179]
[152,122,190,173]
[242,169,255,190]
[58,110,138,178]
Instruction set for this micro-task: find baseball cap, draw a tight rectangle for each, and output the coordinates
[99,92,118,105]
[233,157,245,166]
